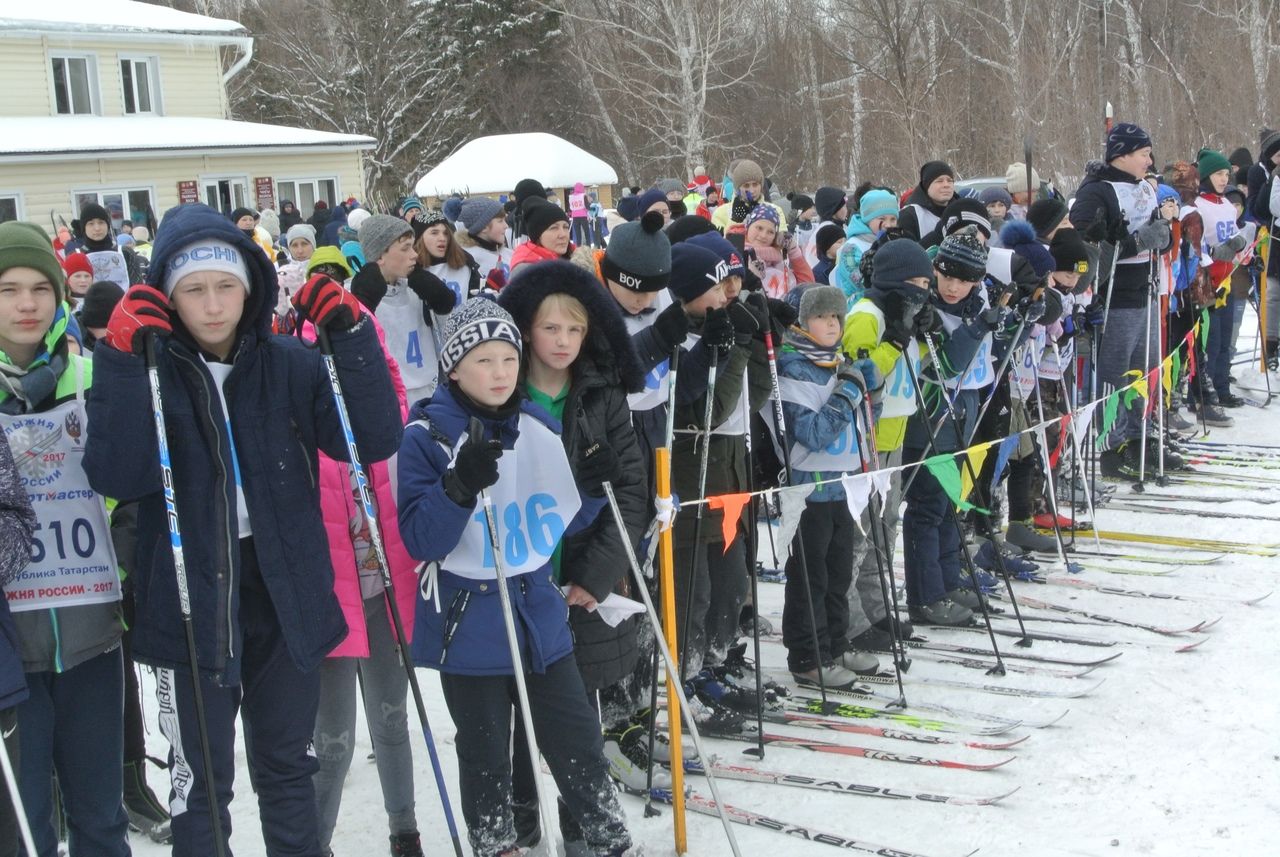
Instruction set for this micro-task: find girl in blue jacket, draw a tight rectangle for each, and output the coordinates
[397,297,634,857]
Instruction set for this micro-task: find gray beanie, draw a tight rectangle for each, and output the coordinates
[359,214,413,263]
[285,223,316,247]
[657,178,686,197]
[798,284,848,325]
[870,239,934,289]
[439,296,522,375]
[602,211,671,291]
[460,197,505,237]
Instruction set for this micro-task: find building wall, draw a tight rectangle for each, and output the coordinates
[0,34,228,119]
[0,149,366,233]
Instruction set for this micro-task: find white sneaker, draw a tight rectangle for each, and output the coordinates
[791,661,863,690]
[836,649,880,674]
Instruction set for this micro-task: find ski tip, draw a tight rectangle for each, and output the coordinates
[1027,709,1071,728]
[1192,615,1223,632]
[1245,590,1274,606]
[969,755,1016,771]
[981,786,1021,806]
[970,733,1030,751]
[1175,636,1209,653]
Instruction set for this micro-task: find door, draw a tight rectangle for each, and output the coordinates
[202,178,249,215]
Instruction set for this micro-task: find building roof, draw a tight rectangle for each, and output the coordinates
[0,1,246,38]
[415,132,618,196]
[0,116,376,161]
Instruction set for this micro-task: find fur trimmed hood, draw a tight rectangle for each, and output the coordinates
[497,259,647,393]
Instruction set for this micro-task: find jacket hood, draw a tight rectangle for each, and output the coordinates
[148,202,278,344]
[497,259,647,393]
[411,382,555,452]
[845,214,875,239]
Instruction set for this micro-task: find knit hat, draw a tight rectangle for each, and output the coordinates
[285,223,317,247]
[665,214,718,244]
[858,189,899,223]
[439,296,521,375]
[78,281,124,329]
[116,234,135,248]
[685,232,744,278]
[798,284,847,325]
[1261,130,1280,164]
[615,196,640,223]
[1196,147,1232,180]
[744,204,779,230]
[460,197,505,237]
[522,198,570,244]
[1027,199,1069,238]
[730,159,765,192]
[1050,229,1090,274]
[0,222,65,302]
[657,178,686,197]
[814,186,847,221]
[918,161,956,191]
[132,226,150,242]
[978,187,1014,208]
[634,188,667,217]
[869,238,934,289]
[306,246,352,279]
[410,208,450,241]
[999,220,1054,278]
[513,178,547,209]
[602,211,671,291]
[934,228,989,282]
[669,243,730,302]
[788,193,814,216]
[347,208,372,233]
[398,196,424,217]
[939,197,992,238]
[1156,183,1182,206]
[1106,122,1152,161]
[79,202,111,227]
[162,239,250,296]
[229,207,257,224]
[1005,162,1041,196]
[815,223,845,259]
[443,195,464,224]
[360,214,414,263]
[61,252,94,279]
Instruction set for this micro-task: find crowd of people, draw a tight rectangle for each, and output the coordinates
[0,117,1275,857]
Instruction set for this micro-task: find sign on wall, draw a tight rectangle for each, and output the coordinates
[255,177,275,212]
[177,180,199,204]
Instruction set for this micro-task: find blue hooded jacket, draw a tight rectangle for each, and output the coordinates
[84,203,401,685]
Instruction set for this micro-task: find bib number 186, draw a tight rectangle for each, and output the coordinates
[473,494,565,568]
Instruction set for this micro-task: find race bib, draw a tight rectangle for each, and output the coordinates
[377,284,439,404]
[86,250,129,291]
[775,374,862,473]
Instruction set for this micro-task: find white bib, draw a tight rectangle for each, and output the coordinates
[376,283,439,404]
[906,204,940,237]
[2,374,119,613]
[851,302,919,418]
[85,250,130,290]
[937,301,994,391]
[1010,327,1046,401]
[625,290,673,412]
[776,374,862,473]
[428,262,471,306]
[436,414,581,580]
[986,247,1014,287]
[1195,195,1241,266]
[1110,180,1158,265]
[677,332,749,436]
[468,244,513,281]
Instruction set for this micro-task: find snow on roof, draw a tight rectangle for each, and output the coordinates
[0,116,375,159]
[415,133,618,197]
[0,1,246,38]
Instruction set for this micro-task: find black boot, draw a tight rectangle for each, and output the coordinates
[389,831,425,856]
[124,759,172,844]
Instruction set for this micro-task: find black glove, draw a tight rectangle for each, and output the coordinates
[407,267,457,315]
[651,300,691,352]
[575,441,619,498]
[1017,294,1046,325]
[911,303,942,339]
[731,196,752,224]
[755,293,798,342]
[1084,299,1106,331]
[443,423,504,507]
[350,263,388,312]
[700,307,735,354]
[727,300,764,346]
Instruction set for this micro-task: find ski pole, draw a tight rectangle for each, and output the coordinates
[0,724,37,856]
[678,345,718,681]
[471,416,560,855]
[1051,339,1105,555]
[313,326,464,857]
[603,482,743,857]
[737,386,766,758]
[1027,346,1072,568]
[144,334,227,857]
[760,323,833,708]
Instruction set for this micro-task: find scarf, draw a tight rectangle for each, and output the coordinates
[0,305,71,415]
[782,324,840,368]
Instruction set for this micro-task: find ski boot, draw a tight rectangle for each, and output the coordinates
[603,724,673,792]
[791,661,864,691]
[390,831,425,856]
[908,598,974,627]
[124,759,172,844]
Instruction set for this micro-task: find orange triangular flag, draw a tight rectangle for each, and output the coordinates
[707,492,753,552]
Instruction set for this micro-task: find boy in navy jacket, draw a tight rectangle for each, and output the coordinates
[84,203,400,857]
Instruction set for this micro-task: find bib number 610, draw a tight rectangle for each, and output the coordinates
[473,493,565,568]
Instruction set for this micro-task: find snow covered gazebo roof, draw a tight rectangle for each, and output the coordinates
[414,133,618,198]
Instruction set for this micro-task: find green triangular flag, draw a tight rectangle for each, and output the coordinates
[1171,347,1182,386]
[1199,309,1211,349]
[922,454,988,513]
[1095,391,1121,450]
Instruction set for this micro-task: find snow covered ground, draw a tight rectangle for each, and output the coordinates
[129,350,1280,857]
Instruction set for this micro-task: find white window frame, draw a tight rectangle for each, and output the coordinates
[48,51,100,116]
[274,176,341,215]
[70,185,156,231]
[199,174,251,214]
[0,191,25,224]
[118,54,162,116]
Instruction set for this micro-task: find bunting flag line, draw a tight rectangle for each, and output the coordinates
[923,454,990,514]
[960,441,994,502]
[707,493,752,552]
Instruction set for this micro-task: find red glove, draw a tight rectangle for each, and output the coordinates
[105,285,172,354]
[484,267,507,292]
[292,274,363,331]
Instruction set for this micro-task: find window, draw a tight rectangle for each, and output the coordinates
[0,194,21,224]
[276,178,338,214]
[72,188,154,232]
[120,56,161,115]
[201,178,249,214]
[50,53,98,115]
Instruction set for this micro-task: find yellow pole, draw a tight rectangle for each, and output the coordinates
[655,446,686,854]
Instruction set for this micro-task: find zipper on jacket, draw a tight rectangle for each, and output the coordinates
[173,349,237,661]
[290,417,316,489]
[439,590,470,665]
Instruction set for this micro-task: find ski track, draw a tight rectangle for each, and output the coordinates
[130,353,1279,857]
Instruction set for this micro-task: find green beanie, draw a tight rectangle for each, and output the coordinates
[0,222,65,303]
[1196,148,1232,181]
